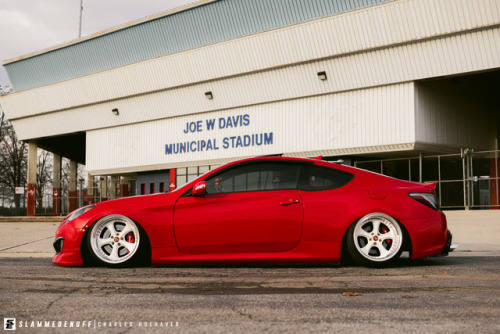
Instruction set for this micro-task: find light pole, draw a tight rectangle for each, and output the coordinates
[79,0,83,38]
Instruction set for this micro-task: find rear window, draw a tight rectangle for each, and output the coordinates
[299,165,354,191]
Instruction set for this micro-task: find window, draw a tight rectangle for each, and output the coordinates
[159,182,165,193]
[206,162,301,194]
[299,165,354,191]
[140,184,146,195]
[150,183,155,194]
[129,180,137,196]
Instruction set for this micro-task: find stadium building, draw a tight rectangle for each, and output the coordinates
[1,0,499,215]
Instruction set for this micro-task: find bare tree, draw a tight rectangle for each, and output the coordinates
[36,150,53,210]
[0,112,27,215]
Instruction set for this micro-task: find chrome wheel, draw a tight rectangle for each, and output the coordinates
[348,213,404,265]
[89,215,140,265]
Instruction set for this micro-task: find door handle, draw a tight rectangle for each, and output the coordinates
[279,199,300,206]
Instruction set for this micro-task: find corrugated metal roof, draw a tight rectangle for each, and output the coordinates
[3,0,391,92]
[7,24,500,142]
[2,0,217,65]
[3,0,499,124]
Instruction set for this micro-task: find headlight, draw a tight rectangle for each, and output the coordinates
[66,205,96,223]
[409,193,439,210]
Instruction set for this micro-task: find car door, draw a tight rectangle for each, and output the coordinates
[173,161,304,254]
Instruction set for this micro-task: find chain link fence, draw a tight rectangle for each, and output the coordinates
[355,149,500,209]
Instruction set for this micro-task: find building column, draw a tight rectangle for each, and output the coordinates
[26,141,37,216]
[119,176,130,197]
[490,157,499,209]
[100,176,107,201]
[492,115,499,209]
[109,176,117,200]
[68,160,78,212]
[169,169,176,192]
[52,153,62,216]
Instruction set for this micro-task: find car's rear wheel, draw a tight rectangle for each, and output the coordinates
[346,213,404,267]
[87,215,146,267]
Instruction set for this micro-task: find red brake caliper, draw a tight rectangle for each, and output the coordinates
[125,233,135,253]
[381,226,392,246]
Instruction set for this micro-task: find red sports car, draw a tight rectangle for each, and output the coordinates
[53,156,453,268]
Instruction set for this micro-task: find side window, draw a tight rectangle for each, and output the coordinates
[299,165,354,191]
[206,162,300,194]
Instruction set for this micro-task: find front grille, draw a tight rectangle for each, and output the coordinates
[53,237,64,254]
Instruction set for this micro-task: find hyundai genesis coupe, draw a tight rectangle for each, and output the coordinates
[53,156,453,268]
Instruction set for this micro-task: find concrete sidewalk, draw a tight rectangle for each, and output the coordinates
[445,210,500,252]
[0,211,498,258]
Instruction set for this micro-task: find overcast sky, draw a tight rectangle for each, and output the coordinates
[0,0,199,86]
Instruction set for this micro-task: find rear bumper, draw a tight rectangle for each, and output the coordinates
[435,231,459,256]
[405,210,450,259]
[439,231,453,256]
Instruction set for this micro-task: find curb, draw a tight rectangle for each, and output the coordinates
[0,217,63,223]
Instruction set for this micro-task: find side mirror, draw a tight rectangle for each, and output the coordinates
[192,181,207,196]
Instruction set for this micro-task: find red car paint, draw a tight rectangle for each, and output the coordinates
[52,156,449,267]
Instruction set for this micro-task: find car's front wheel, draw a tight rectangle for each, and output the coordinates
[346,213,405,267]
[87,215,147,267]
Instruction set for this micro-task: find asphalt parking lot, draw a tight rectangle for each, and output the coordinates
[0,211,499,333]
[1,254,499,333]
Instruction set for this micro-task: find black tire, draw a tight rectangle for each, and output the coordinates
[86,215,149,268]
[346,213,405,267]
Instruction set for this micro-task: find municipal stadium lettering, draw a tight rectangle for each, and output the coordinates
[165,114,274,155]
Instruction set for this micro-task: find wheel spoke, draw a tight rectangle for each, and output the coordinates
[372,219,381,234]
[381,229,396,241]
[354,228,372,240]
[122,241,135,253]
[106,222,118,236]
[358,242,372,256]
[119,224,134,238]
[108,244,120,261]
[97,237,111,249]
[375,243,390,258]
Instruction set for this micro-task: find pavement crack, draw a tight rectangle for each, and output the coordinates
[0,236,53,252]
[45,287,79,311]
[235,308,253,320]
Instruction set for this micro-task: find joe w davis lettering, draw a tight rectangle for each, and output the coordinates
[166,114,274,155]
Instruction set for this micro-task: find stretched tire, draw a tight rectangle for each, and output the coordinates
[346,213,404,267]
[86,215,148,267]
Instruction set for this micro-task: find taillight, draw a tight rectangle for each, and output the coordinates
[409,192,439,210]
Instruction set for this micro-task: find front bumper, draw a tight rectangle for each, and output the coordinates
[53,237,64,254]
[52,222,85,267]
